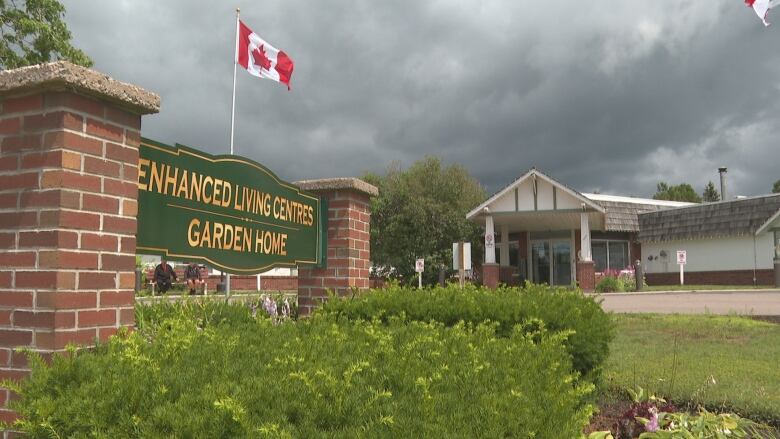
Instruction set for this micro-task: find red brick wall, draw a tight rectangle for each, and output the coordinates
[576,260,596,291]
[261,276,297,291]
[298,188,371,315]
[646,269,775,286]
[483,264,499,288]
[0,90,146,424]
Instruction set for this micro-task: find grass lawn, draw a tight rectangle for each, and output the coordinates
[602,314,780,424]
[640,284,770,291]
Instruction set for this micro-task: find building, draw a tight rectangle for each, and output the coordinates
[467,168,780,289]
[639,194,780,286]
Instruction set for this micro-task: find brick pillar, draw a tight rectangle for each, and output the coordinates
[482,263,499,288]
[576,260,596,292]
[0,62,159,427]
[294,178,377,316]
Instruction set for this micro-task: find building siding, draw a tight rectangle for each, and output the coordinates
[642,233,774,273]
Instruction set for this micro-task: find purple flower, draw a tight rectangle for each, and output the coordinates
[263,296,277,317]
[646,407,659,432]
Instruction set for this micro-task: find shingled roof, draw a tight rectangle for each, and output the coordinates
[638,194,780,243]
[583,194,694,232]
[596,200,669,232]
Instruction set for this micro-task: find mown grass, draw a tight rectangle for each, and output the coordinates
[603,314,780,424]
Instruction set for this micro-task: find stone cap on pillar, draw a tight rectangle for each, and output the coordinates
[294,177,379,197]
[0,61,160,115]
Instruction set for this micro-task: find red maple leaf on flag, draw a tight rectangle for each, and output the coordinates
[252,45,272,71]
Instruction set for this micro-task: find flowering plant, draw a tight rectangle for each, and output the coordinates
[250,294,294,324]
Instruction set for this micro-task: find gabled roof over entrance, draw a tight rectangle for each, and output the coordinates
[467,168,605,220]
[466,168,606,232]
[467,168,696,233]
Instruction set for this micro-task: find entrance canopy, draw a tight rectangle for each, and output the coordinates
[467,168,606,232]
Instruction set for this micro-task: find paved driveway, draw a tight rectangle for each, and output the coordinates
[594,290,780,315]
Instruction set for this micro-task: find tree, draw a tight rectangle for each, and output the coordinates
[773,179,780,194]
[0,0,92,69]
[653,182,702,203]
[365,156,486,285]
[702,181,720,202]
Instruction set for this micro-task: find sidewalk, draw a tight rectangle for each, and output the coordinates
[593,289,780,315]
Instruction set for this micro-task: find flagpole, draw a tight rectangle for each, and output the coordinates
[226,7,240,299]
[230,7,239,156]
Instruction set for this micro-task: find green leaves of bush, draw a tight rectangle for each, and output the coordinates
[319,283,615,381]
[6,311,595,438]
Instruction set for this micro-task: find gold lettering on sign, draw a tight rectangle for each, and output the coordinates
[137,157,318,230]
[186,217,288,255]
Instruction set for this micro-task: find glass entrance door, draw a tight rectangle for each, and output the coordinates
[531,241,550,285]
[552,240,572,286]
[531,239,572,286]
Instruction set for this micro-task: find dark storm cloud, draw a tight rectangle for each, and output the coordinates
[62,0,780,198]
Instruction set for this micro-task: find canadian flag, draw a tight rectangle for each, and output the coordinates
[237,20,294,90]
[746,0,777,26]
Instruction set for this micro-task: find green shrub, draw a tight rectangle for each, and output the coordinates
[596,276,623,293]
[318,283,614,380]
[4,313,595,438]
[135,295,297,331]
[135,297,258,331]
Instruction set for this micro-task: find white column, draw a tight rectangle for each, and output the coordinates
[500,224,510,267]
[485,215,496,264]
[580,211,592,262]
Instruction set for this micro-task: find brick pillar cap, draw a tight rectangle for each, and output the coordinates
[294,177,378,197]
[0,61,159,115]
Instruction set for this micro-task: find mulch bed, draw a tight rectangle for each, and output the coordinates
[584,400,633,435]
[752,316,780,325]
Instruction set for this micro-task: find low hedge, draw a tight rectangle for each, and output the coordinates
[5,308,594,438]
[318,283,614,380]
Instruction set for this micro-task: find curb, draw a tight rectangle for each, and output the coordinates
[589,289,780,297]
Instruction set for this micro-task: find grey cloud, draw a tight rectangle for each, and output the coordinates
[61,0,780,199]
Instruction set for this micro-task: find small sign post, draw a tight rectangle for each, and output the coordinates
[676,250,687,285]
[415,258,425,289]
[452,242,472,288]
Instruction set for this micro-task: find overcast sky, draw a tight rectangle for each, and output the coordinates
[61,0,780,198]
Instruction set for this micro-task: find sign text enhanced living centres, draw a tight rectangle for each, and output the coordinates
[137,158,315,256]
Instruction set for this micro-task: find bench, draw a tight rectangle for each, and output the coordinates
[145,266,208,295]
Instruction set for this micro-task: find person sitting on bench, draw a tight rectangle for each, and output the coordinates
[185,261,205,295]
[153,258,177,294]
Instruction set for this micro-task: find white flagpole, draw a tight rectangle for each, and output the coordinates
[226,7,240,299]
[230,7,239,156]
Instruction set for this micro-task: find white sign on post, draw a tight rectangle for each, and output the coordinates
[676,250,686,285]
[452,243,472,270]
[415,258,424,289]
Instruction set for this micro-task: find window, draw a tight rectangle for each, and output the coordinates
[509,241,519,267]
[495,240,520,267]
[608,242,627,271]
[592,242,608,272]
[591,240,629,272]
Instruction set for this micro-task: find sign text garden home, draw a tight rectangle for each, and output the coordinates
[136,139,327,273]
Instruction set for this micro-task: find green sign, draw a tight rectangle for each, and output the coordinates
[136,138,326,274]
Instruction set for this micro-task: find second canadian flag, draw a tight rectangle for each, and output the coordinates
[237,20,294,90]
